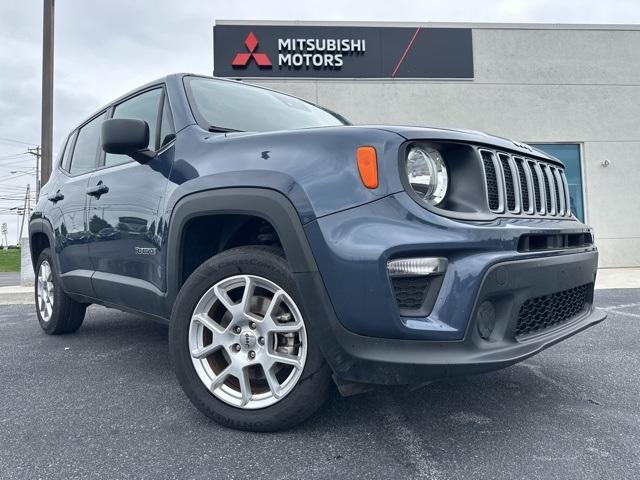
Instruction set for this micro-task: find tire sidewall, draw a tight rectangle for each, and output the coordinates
[169,247,330,431]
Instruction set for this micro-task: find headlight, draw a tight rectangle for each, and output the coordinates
[405,147,448,206]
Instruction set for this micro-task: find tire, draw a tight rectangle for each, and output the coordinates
[35,248,87,335]
[169,246,333,431]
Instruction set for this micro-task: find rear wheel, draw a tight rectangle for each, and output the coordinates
[35,248,87,334]
[169,246,332,431]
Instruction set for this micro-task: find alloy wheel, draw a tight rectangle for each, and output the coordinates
[188,275,308,409]
[37,260,54,322]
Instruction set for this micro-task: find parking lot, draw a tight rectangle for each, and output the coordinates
[1,289,639,480]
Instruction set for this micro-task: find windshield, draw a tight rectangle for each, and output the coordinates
[184,77,348,132]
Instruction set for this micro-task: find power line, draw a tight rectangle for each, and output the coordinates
[0,137,37,147]
[0,153,30,160]
[0,172,35,183]
[0,186,34,193]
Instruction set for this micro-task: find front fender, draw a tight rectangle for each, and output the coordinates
[165,125,406,223]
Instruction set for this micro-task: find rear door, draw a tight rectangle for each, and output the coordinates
[86,87,175,314]
[51,111,106,296]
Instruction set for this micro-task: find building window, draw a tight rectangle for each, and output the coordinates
[530,144,584,222]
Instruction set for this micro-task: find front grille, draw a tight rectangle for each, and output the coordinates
[515,283,591,337]
[391,276,432,310]
[480,149,570,217]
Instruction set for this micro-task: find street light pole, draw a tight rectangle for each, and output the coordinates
[41,0,55,188]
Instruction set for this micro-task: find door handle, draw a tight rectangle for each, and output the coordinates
[86,182,109,198]
[47,190,64,203]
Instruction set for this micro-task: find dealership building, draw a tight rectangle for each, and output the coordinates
[213,21,640,268]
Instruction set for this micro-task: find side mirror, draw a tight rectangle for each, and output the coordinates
[101,118,156,164]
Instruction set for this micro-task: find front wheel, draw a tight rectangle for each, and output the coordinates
[169,246,333,431]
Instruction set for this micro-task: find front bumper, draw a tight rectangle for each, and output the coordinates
[299,192,605,384]
[295,254,605,385]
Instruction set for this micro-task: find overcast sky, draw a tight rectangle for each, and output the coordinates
[1,0,640,244]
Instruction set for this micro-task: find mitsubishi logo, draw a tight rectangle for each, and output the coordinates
[232,32,272,68]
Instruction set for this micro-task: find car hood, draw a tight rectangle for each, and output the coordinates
[215,124,558,164]
[363,125,558,164]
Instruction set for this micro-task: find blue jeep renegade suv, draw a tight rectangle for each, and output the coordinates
[29,74,606,431]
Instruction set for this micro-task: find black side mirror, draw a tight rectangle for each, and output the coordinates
[101,118,156,164]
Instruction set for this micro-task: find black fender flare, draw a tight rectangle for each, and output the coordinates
[164,187,320,311]
[28,218,58,273]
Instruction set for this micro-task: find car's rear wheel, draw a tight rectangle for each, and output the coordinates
[35,248,87,334]
[169,246,332,431]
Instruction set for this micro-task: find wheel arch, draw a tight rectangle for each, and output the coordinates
[28,218,55,273]
[165,188,319,312]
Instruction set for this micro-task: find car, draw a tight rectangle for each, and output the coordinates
[29,73,606,431]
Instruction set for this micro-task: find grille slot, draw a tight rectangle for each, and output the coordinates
[541,165,554,213]
[528,161,544,213]
[561,171,571,216]
[515,283,591,338]
[480,150,502,211]
[514,158,531,213]
[518,232,593,252]
[480,148,569,218]
[552,168,565,215]
[498,154,517,212]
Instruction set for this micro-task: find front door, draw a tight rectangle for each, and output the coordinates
[86,87,174,315]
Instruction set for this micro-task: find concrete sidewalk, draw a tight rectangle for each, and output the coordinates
[0,285,33,304]
[595,268,640,290]
[1,268,639,305]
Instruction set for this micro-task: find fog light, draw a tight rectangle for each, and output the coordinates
[477,301,496,340]
[387,257,447,277]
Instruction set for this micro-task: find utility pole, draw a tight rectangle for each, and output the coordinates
[41,0,55,187]
[1,223,7,249]
[27,145,41,199]
[18,185,30,241]
[11,207,23,245]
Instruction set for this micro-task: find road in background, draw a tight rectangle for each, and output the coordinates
[1,290,638,480]
[0,272,20,286]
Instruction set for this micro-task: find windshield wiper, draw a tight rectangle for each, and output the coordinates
[208,125,243,133]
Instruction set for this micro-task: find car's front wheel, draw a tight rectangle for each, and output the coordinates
[169,246,332,431]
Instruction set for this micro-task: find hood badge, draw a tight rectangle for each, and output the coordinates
[511,140,533,152]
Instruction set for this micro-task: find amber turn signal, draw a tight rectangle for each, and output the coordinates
[356,146,378,189]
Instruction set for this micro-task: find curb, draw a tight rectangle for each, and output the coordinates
[0,286,34,305]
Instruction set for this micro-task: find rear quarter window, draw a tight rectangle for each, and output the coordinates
[60,131,77,171]
[69,112,106,175]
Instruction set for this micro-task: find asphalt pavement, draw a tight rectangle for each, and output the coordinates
[0,289,639,480]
